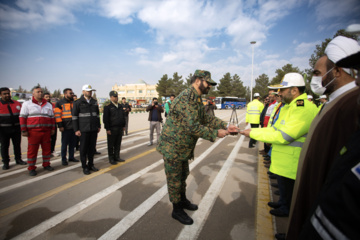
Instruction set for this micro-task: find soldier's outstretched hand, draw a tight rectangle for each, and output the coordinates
[217,129,229,138]
[227,124,240,134]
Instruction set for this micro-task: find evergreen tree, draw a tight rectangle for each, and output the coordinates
[185,73,193,87]
[253,74,270,99]
[231,74,246,98]
[217,72,233,97]
[171,72,186,96]
[92,92,97,100]
[270,64,301,85]
[156,74,172,102]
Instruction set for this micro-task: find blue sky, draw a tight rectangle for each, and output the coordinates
[0,0,359,98]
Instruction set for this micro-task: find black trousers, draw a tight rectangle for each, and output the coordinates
[277,175,295,211]
[61,129,76,161]
[249,124,259,147]
[51,128,57,152]
[0,127,21,163]
[107,127,123,161]
[79,131,98,169]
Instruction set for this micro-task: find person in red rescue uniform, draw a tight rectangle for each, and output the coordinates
[0,87,27,170]
[19,85,56,176]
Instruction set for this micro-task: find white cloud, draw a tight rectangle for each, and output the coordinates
[313,0,360,22]
[129,47,149,55]
[0,0,91,30]
[294,41,321,55]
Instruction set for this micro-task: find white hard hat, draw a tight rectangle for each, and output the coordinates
[316,95,327,100]
[307,95,313,99]
[82,84,96,91]
[254,93,260,97]
[268,73,305,89]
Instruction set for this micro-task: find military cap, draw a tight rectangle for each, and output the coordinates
[194,70,217,86]
[109,91,118,97]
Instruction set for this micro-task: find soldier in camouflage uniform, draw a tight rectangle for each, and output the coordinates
[157,69,239,225]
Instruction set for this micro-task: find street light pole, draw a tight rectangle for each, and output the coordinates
[250,41,256,102]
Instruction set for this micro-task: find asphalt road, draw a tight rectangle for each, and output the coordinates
[0,109,275,240]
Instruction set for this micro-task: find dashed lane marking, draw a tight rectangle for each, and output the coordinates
[0,148,157,218]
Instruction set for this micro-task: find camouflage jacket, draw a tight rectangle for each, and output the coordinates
[156,86,227,161]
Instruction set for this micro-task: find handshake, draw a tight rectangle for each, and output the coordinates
[217,124,240,138]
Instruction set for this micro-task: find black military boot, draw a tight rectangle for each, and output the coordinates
[180,193,198,211]
[172,203,193,225]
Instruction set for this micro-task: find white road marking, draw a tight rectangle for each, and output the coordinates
[0,141,148,194]
[176,125,249,240]
[12,159,164,240]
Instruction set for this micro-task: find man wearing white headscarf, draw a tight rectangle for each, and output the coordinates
[286,36,360,239]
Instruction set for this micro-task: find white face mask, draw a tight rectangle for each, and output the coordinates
[310,67,336,95]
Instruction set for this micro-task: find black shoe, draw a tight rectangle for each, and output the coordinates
[275,233,286,240]
[62,161,68,166]
[29,169,37,176]
[109,160,117,165]
[44,166,54,171]
[83,167,91,175]
[69,158,79,162]
[172,203,194,225]
[249,145,255,148]
[180,199,198,211]
[274,190,280,195]
[16,160,27,165]
[116,158,125,162]
[268,202,282,208]
[94,151,101,155]
[270,208,289,217]
[2,163,10,170]
[271,183,279,188]
[89,166,99,172]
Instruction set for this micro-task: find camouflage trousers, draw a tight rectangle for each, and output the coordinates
[163,157,189,203]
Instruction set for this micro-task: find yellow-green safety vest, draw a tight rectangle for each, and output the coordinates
[250,93,318,179]
[246,99,264,124]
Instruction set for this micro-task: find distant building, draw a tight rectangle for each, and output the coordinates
[112,79,158,102]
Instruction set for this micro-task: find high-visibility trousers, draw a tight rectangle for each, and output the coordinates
[27,130,51,170]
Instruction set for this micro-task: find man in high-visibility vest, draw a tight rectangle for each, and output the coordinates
[241,73,318,218]
[246,93,264,148]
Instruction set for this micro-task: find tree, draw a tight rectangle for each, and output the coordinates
[92,92,97,100]
[245,86,251,103]
[270,64,301,85]
[217,73,233,97]
[171,72,186,96]
[231,74,246,98]
[185,73,193,87]
[16,85,25,93]
[156,74,172,102]
[52,89,62,98]
[253,73,270,99]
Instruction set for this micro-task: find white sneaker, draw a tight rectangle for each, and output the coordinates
[147,142,153,146]
[51,152,60,157]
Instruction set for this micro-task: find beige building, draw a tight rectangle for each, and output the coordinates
[112,79,158,102]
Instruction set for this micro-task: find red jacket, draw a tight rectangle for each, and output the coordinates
[0,99,21,128]
[19,97,55,132]
[263,100,277,127]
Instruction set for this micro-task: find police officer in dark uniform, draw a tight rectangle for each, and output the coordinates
[72,84,101,175]
[0,87,26,170]
[103,91,126,165]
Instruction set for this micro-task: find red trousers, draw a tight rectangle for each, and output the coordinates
[27,130,51,170]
